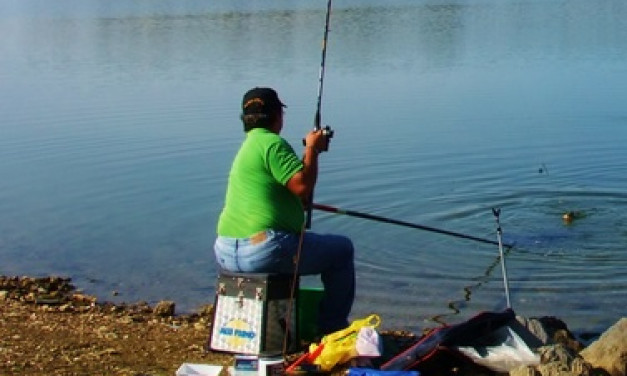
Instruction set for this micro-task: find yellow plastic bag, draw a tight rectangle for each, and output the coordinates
[308,314,381,371]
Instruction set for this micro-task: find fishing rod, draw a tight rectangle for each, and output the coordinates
[285,0,335,356]
[305,0,334,229]
[312,203,515,248]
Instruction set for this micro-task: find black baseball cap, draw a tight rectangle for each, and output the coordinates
[241,87,286,116]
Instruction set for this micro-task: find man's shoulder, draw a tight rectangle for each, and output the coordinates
[247,128,281,143]
[248,128,290,149]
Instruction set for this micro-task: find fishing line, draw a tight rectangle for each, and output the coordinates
[282,224,306,357]
[429,245,514,325]
[312,203,517,325]
[429,209,514,325]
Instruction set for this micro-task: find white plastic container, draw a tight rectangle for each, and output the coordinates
[175,363,223,376]
[258,356,285,376]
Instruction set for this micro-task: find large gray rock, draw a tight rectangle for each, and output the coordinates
[516,316,551,345]
[510,343,594,376]
[536,344,591,376]
[510,318,627,376]
[515,315,583,351]
[580,318,627,376]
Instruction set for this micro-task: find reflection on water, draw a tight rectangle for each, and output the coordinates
[1,0,626,335]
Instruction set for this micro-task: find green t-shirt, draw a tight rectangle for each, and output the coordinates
[217,128,305,237]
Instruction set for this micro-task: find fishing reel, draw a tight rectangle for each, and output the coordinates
[303,125,334,152]
[320,125,334,151]
[314,125,334,152]
[321,125,334,139]
[321,125,335,151]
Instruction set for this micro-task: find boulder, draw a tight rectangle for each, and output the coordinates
[580,318,627,376]
[510,344,595,376]
[509,316,595,376]
[516,315,583,352]
[516,316,552,345]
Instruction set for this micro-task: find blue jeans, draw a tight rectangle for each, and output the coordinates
[214,230,355,334]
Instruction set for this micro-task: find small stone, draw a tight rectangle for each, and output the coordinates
[76,305,91,313]
[25,292,36,302]
[72,293,97,306]
[153,301,175,317]
[197,304,214,317]
[99,348,120,356]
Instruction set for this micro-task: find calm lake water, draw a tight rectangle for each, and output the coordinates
[1,0,626,336]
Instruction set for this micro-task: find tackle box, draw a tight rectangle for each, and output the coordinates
[208,271,299,355]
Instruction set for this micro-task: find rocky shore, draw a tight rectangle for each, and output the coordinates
[1,276,625,376]
[0,275,229,375]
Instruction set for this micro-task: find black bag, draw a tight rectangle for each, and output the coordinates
[381,309,516,375]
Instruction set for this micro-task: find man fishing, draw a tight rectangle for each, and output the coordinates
[214,87,355,335]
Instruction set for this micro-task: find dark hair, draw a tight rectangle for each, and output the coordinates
[241,108,280,132]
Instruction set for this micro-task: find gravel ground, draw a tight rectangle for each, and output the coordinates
[7,276,586,376]
[0,276,231,376]
[0,276,422,376]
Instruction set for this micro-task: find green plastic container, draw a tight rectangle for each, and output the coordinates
[298,287,324,342]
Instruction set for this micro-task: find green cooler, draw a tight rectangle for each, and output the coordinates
[298,287,324,342]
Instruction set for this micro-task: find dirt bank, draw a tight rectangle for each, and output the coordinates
[0,276,231,375]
